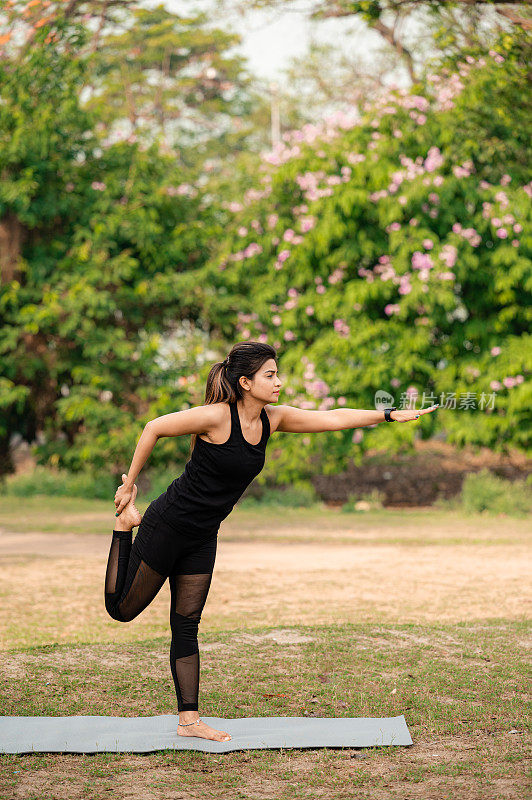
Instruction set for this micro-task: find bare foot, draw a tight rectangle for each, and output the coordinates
[177,718,231,742]
[115,483,142,530]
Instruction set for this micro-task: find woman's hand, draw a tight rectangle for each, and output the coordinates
[114,473,135,515]
[390,404,439,422]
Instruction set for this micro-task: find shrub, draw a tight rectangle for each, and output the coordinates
[341,489,386,512]
[239,480,319,509]
[1,466,177,501]
[460,468,531,517]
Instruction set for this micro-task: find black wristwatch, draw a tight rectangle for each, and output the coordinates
[384,407,397,422]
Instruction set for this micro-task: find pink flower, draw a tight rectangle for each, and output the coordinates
[411,252,434,270]
[423,239,434,250]
[300,216,316,233]
[490,380,502,391]
[283,229,295,242]
[243,243,263,257]
[305,306,314,315]
[91,181,106,191]
[267,214,278,229]
[496,228,508,238]
[440,244,458,268]
[237,226,248,236]
[491,346,501,356]
[384,303,400,316]
[333,319,350,337]
[424,146,444,173]
[278,249,291,262]
[272,315,282,326]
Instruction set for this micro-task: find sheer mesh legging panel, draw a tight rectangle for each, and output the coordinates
[170,572,214,711]
[104,530,167,622]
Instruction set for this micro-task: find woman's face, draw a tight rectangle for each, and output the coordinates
[243,358,282,402]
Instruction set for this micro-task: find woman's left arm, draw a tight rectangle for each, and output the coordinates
[273,403,439,433]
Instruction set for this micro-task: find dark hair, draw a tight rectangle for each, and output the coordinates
[189,341,278,455]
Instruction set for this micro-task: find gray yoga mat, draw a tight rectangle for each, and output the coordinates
[0,714,412,753]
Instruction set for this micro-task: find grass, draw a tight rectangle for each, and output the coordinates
[0,497,530,799]
[1,495,530,545]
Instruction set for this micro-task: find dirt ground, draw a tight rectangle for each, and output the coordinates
[1,510,530,799]
[1,511,530,647]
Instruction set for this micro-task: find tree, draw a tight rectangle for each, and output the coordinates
[193,32,532,482]
[0,22,220,477]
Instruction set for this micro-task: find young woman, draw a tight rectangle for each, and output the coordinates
[105,340,438,742]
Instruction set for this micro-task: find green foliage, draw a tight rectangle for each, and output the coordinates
[2,465,116,500]
[0,26,222,477]
[1,463,181,500]
[459,468,531,518]
[239,480,319,508]
[341,489,386,512]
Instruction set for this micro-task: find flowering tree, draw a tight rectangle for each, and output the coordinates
[199,34,531,482]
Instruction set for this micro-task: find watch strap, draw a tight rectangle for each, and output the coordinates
[384,407,397,422]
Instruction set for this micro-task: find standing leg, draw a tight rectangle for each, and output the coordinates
[170,533,231,742]
[104,492,168,622]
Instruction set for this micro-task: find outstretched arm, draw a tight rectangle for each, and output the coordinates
[274,403,439,433]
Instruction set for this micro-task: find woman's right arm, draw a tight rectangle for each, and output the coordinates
[147,404,219,439]
[115,405,219,513]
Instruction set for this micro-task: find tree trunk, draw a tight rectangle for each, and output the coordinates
[0,212,27,284]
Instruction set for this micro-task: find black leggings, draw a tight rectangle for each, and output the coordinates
[104,501,217,712]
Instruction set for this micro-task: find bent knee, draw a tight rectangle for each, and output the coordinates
[105,596,129,622]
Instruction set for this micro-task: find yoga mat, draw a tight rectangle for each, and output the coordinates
[0,714,412,753]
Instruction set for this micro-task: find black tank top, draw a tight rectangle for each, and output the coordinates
[151,399,270,535]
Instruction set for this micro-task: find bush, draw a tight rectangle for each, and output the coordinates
[341,489,386,512]
[460,468,531,518]
[1,466,177,501]
[239,481,319,509]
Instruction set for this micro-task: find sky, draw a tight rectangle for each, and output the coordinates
[161,0,398,88]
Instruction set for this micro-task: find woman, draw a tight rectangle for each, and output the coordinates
[105,340,438,742]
